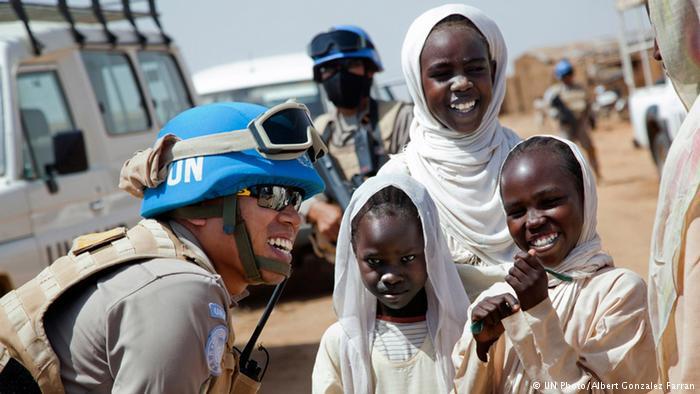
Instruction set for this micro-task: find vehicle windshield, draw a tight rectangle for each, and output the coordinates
[201,80,324,118]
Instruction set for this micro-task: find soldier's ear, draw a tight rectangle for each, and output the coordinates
[183,218,207,227]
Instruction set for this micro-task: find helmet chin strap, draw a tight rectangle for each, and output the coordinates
[221,197,292,284]
[170,197,292,284]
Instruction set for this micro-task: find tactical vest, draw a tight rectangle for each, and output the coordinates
[314,100,404,180]
[0,219,259,394]
[557,84,588,117]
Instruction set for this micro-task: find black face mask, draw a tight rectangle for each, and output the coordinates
[322,70,372,109]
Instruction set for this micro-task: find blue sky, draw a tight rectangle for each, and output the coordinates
[157,0,624,82]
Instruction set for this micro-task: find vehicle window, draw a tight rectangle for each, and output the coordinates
[202,81,324,118]
[137,51,193,124]
[17,71,77,179]
[0,67,4,177]
[82,51,150,134]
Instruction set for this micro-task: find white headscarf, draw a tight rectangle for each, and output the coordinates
[333,173,469,394]
[400,4,521,265]
[499,135,613,321]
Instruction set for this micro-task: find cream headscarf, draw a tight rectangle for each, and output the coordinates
[396,4,521,266]
[647,0,700,381]
[649,0,700,110]
[498,136,613,322]
[332,173,469,394]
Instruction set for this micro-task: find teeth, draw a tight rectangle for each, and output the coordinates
[531,233,558,247]
[267,238,293,253]
[450,100,475,112]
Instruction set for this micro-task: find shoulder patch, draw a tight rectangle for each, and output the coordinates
[72,227,128,255]
[205,324,228,376]
[208,303,226,321]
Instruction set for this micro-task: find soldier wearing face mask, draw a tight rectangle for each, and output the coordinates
[304,25,413,263]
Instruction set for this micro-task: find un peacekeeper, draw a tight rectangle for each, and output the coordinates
[544,59,601,178]
[304,25,413,262]
[0,102,326,393]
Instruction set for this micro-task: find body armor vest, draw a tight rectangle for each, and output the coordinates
[0,219,259,394]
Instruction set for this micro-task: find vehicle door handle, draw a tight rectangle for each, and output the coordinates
[89,199,104,212]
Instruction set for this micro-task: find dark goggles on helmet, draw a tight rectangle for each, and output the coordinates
[167,101,327,164]
[237,185,304,212]
[308,29,374,59]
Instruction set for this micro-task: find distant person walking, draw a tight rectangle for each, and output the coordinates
[544,59,602,179]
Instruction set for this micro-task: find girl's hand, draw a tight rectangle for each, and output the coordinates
[506,249,549,311]
[471,294,520,361]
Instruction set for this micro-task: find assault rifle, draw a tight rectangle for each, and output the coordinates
[313,128,378,210]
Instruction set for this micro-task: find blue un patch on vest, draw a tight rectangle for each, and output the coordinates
[205,324,228,376]
[209,302,226,321]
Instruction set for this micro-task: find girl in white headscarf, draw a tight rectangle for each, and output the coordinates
[312,174,469,394]
[452,136,657,393]
[379,4,521,269]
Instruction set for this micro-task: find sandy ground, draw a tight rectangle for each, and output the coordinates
[232,113,661,393]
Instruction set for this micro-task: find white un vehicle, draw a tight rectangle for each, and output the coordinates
[0,0,197,293]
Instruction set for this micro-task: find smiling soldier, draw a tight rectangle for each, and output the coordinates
[0,102,326,393]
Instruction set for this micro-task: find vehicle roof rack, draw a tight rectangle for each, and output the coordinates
[0,0,170,55]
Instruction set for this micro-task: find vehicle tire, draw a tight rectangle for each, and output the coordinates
[652,130,671,175]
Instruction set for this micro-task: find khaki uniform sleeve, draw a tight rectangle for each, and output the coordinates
[501,273,656,394]
[105,264,230,393]
[452,330,496,393]
[312,323,344,394]
[387,103,413,154]
[679,189,700,388]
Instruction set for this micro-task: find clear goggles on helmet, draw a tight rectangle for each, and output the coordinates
[237,185,304,212]
[308,29,374,59]
[167,101,327,163]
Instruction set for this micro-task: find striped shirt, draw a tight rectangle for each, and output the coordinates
[372,315,428,362]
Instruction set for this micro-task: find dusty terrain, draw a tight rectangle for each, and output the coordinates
[232,113,661,393]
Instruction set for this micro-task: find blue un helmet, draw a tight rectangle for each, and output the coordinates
[555,59,574,80]
[308,25,383,76]
[137,102,326,283]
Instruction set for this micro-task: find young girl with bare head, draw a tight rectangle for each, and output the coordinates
[453,136,657,392]
[312,174,468,394]
[379,4,521,276]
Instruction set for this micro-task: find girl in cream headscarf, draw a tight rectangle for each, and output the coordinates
[311,174,468,394]
[453,136,657,393]
[379,4,521,270]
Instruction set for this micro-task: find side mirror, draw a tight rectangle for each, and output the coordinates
[52,130,88,175]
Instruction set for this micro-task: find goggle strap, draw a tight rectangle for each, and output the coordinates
[169,130,258,162]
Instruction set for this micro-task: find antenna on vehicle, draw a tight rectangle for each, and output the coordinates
[122,0,147,47]
[147,0,170,46]
[9,0,43,55]
[57,0,86,47]
[91,0,118,47]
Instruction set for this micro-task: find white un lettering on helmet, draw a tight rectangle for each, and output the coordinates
[167,157,204,186]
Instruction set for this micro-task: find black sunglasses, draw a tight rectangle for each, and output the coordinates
[237,185,304,212]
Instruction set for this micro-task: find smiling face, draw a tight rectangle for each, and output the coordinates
[500,150,584,267]
[353,211,428,313]
[420,23,495,134]
[195,195,301,292]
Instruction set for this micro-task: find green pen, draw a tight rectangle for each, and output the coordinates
[470,268,571,335]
